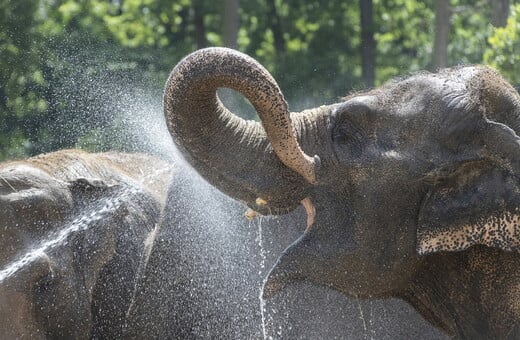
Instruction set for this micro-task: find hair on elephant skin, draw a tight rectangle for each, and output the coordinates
[165,47,520,339]
[0,149,173,339]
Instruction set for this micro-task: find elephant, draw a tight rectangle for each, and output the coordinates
[164,47,520,339]
[0,149,173,339]
[125,163,445,339]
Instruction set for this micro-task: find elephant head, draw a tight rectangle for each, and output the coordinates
[165,48,520,337]
[0,150,173,339]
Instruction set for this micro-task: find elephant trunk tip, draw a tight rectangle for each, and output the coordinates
[298,154,321,185]
[288,153,321,185]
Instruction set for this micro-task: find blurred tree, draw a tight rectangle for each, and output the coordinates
[374,0,434,81]
[492,0,510,27]
[266,0,285,54]
[433,0,451,69]
[193,0,207,48]
[484,3,520,85]
[360,0,376,88]
[448,1,490,66]
[223,0,240,49]
[0,0,47,159]
[254,1,362,106]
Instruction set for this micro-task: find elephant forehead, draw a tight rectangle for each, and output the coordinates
[378,66,480,110]
[0,165,72,231]
[0,164,66,191]
[418,211,520,255]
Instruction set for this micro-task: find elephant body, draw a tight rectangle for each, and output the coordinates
[165,48,520,339]
[0,149,173,339]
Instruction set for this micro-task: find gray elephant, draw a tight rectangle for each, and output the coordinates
[165,48,520,339]
[0,149,173,339]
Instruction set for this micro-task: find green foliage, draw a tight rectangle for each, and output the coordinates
[0,0,47,159]
[0,0,518,161]
[374,0,434,83]
[484,4,520,84]
[449,0,492,66]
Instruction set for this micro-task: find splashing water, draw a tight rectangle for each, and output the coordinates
[358,300,376,340]
[260,295,270,340]
[254,216,272,340]
[0,186,138,285]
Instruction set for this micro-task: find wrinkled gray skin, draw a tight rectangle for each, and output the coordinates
[165,48,520,339]
[0,149,173,339]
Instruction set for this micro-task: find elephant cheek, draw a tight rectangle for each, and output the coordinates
[0,290,45,339]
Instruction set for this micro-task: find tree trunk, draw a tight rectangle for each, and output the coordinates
[193,0,206,49]
[266,0,285,53]
[223,0,240,49]
[492,0,510,27]
[360,0,375,88]
[433,0,451,70]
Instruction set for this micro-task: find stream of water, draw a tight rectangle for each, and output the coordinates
[255,216,271,340]
[0,186,137,284]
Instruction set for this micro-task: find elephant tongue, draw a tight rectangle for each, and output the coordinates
[301,197,316,231]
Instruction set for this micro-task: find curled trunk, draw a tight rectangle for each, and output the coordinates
[164,48,318,213]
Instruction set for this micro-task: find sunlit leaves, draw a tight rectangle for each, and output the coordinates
[58,1,82,23]
[484,4,520,84]
[102,0,166,47]
[375,0,434,81]
[448,0,491,65]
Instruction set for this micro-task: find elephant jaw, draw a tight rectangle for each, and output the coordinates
[262,197,316,299]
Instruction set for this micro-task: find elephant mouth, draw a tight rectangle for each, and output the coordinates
[244,197,316,228]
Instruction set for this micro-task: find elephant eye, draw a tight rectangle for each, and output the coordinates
[332,121,365,157]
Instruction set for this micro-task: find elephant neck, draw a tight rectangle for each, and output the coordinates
[403,246,520,339]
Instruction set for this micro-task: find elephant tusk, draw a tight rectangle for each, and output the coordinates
[301,197,316,232]
[245,208,258,220]
[255,197,268,206]
[245,198,268,220]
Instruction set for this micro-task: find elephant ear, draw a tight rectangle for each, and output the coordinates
[417,120,520,255]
